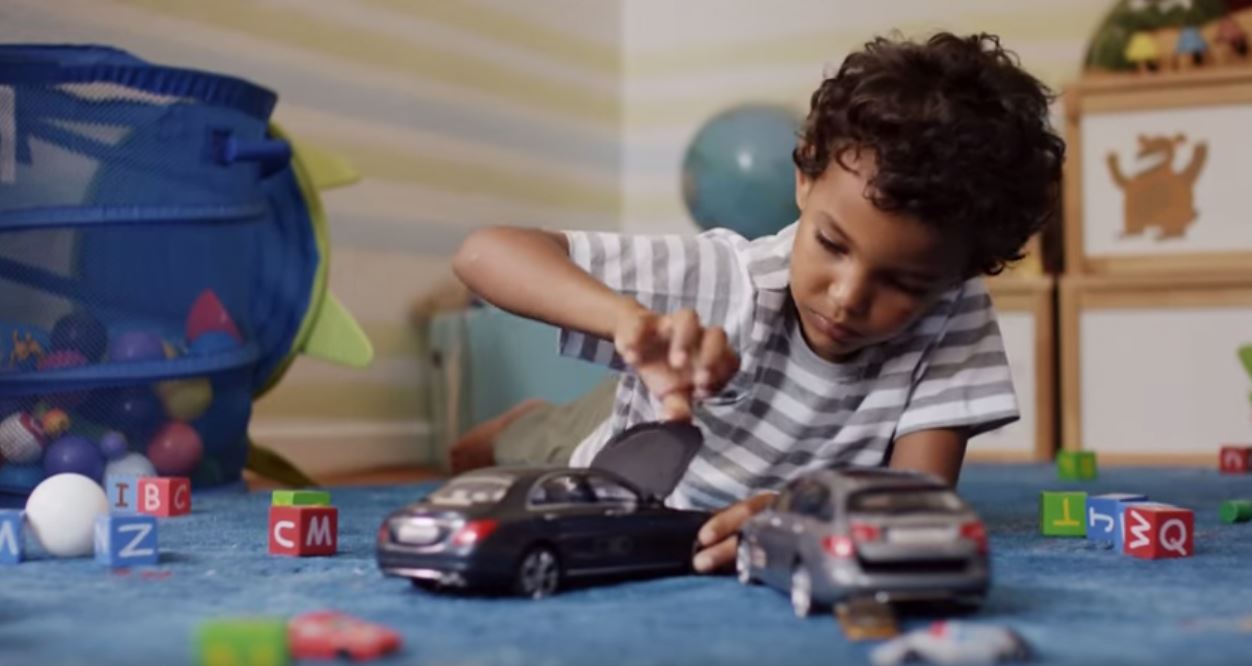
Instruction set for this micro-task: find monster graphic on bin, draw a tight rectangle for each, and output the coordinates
[0,44,373,497]
[1106,134,1208,240]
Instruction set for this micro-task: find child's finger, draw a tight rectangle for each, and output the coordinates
[698,499,754,547]
[693,536,737,573]
[660,389,693,422]
[668,309,700,369]
[694,327,730,395]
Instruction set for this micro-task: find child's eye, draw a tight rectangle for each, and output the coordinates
[889,279,929,296]
[816,233,848,256]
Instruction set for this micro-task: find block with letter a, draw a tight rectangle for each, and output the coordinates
[268,506,338,557]
[1123,503,1194,559]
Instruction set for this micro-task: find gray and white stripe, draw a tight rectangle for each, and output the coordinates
[560,224,1019,511]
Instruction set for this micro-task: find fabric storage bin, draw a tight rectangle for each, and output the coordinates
[0,45,371,499]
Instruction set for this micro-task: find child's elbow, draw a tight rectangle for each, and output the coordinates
[452,228,498,284]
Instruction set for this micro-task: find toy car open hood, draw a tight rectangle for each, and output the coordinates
[589,421,702,501]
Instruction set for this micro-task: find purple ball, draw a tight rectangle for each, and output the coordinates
[99,431,129,461]
[43,435,105,483]
[108,330,166,363]
[51,311,108,362]
[109,387,162,436]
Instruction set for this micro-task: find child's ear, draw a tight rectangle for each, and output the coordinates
[795,168,813,211]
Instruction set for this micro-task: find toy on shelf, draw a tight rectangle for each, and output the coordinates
[737,468,990,618]
[1085,2,1252,75]
[378,422,709,598]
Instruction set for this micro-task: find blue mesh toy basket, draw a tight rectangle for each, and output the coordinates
[0,45,372,499]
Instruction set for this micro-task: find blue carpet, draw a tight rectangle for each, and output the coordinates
[1,464,1251,665]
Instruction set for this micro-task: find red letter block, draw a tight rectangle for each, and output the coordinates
[269,506,338,557]
[1219,445,1251,474]
[137,477,191,517]
[1123,503,1194,559]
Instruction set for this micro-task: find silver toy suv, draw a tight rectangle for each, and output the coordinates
[736,468,989,618]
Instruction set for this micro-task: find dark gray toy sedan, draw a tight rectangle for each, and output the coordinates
[736,468,989,617]
[377,466,709,598]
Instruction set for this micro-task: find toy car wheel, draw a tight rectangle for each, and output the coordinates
[735,538,756,585]
[514,546,561,599]
[790,565,814,618]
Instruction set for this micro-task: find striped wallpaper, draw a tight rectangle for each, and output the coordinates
[621,0,1110,234]
[0,0,1112,473]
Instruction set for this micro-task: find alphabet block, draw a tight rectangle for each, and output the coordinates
[94,514,159,567]
[1123,503,1194,559]
[268,506,337,557]
[137,477,191,517]
[1040,491,1087,537]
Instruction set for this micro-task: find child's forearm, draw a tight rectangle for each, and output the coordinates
[453,226,644,340]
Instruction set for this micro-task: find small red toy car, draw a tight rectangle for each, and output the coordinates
[288,611,401,661]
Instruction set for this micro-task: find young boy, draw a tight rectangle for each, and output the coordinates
[452,32,1064,574]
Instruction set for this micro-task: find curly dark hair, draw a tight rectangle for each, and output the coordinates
[793,32,1065,276]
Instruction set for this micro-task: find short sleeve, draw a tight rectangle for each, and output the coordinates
[557,229,753,368]
[894,279,1020,439]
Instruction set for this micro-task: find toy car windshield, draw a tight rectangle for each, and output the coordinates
[849,489,965,515]
[426,475,514,507]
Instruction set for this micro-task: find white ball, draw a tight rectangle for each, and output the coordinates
[105,452,157,478]
[25,473,109,557]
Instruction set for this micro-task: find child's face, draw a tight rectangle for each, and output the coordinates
[790,151,968,362]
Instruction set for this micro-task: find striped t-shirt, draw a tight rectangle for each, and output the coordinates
[559,223,1019,511]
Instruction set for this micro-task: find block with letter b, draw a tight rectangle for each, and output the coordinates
[137,477,191,517]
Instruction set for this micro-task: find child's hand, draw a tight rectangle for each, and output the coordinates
[613,307,740,421]
[692,492,777,573]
